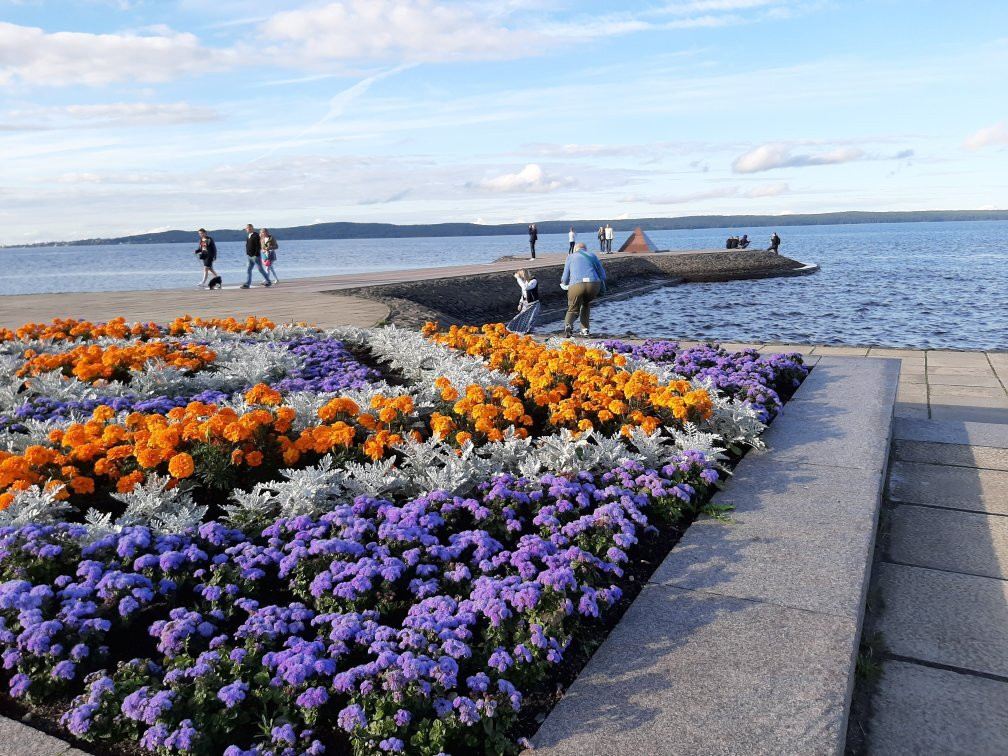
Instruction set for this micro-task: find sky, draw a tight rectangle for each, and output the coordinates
[1,0,1006,243]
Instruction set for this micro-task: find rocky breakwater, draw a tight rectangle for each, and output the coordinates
[338,250,810,329]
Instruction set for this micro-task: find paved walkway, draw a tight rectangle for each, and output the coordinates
[739,345,1008,754]
[0,249,716,331]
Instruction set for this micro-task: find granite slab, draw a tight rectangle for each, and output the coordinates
[532,586,859,756]
[887,460,1008,515]
[892,440,1008,471]
[875,562,1008,677]
[868,661,1008,755]
[886,504,1008,580]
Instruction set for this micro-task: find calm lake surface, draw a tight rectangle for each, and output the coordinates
[2,221,1005,350]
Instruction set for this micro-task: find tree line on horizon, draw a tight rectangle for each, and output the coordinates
[13,209,1008,248]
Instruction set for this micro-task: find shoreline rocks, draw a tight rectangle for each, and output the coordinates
[335,250,810,330]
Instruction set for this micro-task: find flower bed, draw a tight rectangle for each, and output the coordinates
[0,319,808,755]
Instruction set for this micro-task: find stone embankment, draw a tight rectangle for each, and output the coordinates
[338,250,810,330]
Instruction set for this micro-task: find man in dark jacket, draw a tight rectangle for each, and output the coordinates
[194,228,219,287]
[242,223,271,288]
[769,232,781,254]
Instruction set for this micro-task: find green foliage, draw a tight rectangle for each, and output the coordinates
[189,441,239,491]
[700,502,735,522]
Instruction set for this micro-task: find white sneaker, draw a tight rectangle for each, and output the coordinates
[580,328,590,337]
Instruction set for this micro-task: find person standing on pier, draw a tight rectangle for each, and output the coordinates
[769,231,781,254]
[568,227,576,254]
[528,224,538,259]
[597,225,605,252]
[604,223,614,253]
[242,224,271,288]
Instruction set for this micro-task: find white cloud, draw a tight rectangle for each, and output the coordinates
[475,164,576,193]
[647,187,739,204]
[964,122,1008,150]
[732,143,865,173]
[2,102,219,129]
[0,22,228,88]
[263,0,529,63]
[745,181,789,197]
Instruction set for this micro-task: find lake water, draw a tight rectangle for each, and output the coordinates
[2,221,1005,350]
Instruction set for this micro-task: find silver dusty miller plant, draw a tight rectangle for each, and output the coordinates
[82,474,207,538]
[0,484,74,527]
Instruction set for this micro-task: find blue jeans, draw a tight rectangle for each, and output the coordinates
[245,255,270,286]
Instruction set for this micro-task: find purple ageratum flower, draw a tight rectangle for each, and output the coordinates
[337,703,367,732]
[453,696,480,725]
[271,336,381,394]
[296,686,329,709]
[393,708,411,727]
[272,723,297,745]
[165,719,199,751]
[217,680,248,709]
[51,660,76,680]
[9,673,30,697]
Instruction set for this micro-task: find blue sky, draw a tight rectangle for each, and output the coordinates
[2,0,1006,242]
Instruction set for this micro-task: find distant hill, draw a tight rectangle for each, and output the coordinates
[11,209,1008,247]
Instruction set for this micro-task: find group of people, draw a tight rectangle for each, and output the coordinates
[508,242,607,338]
[596,224,615,253]
[194,224,281,289]
[526,224,617,258]
[724,232,782,253]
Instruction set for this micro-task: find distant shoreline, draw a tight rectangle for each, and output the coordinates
[8,209,1007,249]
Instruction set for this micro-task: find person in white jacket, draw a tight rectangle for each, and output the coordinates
[568,227,576,254]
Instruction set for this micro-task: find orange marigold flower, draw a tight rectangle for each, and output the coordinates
[92,405,115,422]
[117,470,144,493]
[231,449,244,465]
[135,447,163,469]
[69,476,95,495]
[245,450,264,467]
[244,383,283,405]
[167,452,195,479]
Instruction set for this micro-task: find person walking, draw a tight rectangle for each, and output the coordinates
[769,231,781,254]
[242,223,271,288]
[604,223,614,253]
[560,242,606,338]
[528,224,538,259]
[194,228,219,287]
[568,227,576,254]
[260,228,280,284]
[597,225,605,252]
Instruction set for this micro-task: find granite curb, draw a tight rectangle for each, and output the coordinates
[530,356,900,755]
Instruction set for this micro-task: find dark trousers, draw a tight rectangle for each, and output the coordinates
[568,241,575,253]
[529,240,536,258]
[605,238,612,252]
[564,281,602,330]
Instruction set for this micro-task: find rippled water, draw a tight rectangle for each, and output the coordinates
[541,221,1008,351]
[0,233,565,297]
[2,221,1005,350]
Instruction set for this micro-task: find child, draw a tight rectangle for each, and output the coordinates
[507,268,540,334]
